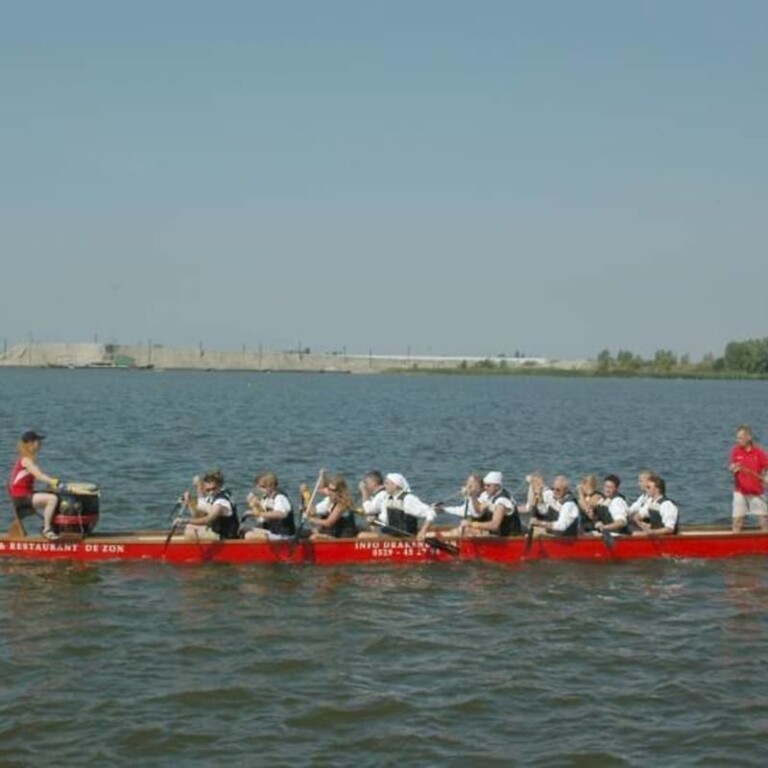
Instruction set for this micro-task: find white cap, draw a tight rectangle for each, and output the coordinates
[385,473,410,492]
[483,471,503,486]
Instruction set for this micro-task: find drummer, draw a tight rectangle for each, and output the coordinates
[175,470,240,540]
[7,430,65,540]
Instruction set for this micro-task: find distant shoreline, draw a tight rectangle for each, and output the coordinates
[1,341,765,380]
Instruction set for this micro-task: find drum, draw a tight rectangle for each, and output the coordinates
[52,482,100,535]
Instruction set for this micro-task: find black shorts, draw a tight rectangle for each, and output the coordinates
[11,496,35,516]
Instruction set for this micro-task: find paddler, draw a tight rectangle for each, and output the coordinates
[728,424,768,532]
[358,470,387,527]
[302,474,358,539]
[443,471,521,536]
[579,474,629,534]
[242,471,296,540]
[175,469,240,540]
[360,473,436,541]
[7,430,67,540]
[629,474,679,535]
[528,474,580,536]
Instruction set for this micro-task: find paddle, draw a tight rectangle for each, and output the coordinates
[164,519,182,548]
[295,470,325,541]
[524,523,536,554]
[598,526,615,550]
[371,519,459,555]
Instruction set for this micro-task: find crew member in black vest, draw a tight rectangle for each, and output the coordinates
[580,474,629,535]
[243,471,296,539]
[361,473,435,540]
[528,475,580,536]
[630,474,679,535]
[304,474,359,539]
[176,469,240,540]
[457,471,521,536]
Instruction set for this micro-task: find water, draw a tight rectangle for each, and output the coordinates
[1,370,767,765]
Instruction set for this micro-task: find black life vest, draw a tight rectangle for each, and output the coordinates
[262,492,296,537]
[209,489,240,540]
[548,492,579,537]
[579,492,606,532]
[385,493,418,535]
[484,489,521,537]
[646,496,679,533]
[327,505,358,539]
[588,493,628,531]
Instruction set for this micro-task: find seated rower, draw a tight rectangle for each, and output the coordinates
[440,472,484,521]
[358,473,436,541]
[452,471,521,537]
[628,469,654,517]
[582,474,629,535]
[243,471,296,540]
[630,474,679,536]
[528,475,580,536]
[358,470,388,526]
[303,474,358,539]
[7,430,67,541]
[577,474,605,533]
[176,469,240,540]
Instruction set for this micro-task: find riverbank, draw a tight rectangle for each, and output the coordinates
[0,342,591,374]
[0,342,587,374]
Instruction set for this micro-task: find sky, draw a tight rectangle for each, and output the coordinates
[1,0,766,360]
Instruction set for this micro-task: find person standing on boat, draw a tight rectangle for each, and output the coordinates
[362,473,436,540]
[7,430,66,541]
[582,474,629,535]
[303,474,358,539]
[728,424,768,532]
[243,471,296,540]
[454,471,521,536]
[629,474,679,535]
[176,470,239,540]
[528,475,580,536]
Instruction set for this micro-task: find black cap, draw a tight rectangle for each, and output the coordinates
[21,430,45,443]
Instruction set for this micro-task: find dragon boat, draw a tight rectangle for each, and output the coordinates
[2,526,768,565]
[3,483,768,566]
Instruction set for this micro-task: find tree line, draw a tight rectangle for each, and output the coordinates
[595,337,768,377]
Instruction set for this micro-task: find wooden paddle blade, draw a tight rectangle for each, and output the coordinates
[602,530,616,550]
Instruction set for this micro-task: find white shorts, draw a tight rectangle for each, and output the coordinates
[732,492,767,519]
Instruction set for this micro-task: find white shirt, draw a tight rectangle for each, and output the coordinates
[197,493,233,518]
[605,496,629,524]
[443,497,480,518]
[262,492,292,518]
[629,492,651,513]
[541,488,580,533]
[637,497,678,530]
[314,496,332,517]
[380,492,436,525]
[362,488,388,516]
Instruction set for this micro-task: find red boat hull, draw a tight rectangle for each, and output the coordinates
[2,528,768,565]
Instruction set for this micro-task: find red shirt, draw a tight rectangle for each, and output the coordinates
[8,458,34,498]
[730,443,768,495]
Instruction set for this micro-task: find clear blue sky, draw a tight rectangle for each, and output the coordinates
[1,0,766,359]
